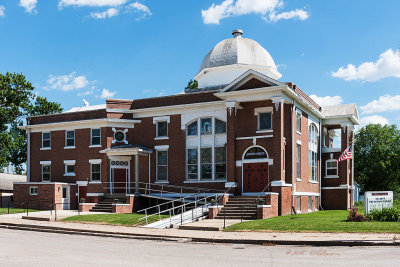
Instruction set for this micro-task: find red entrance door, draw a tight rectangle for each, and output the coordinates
[113,169,127,193]
[243,163,269,192]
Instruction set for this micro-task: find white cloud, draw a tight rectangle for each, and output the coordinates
[360,95,400,114]
[0,6,5,17]
[332,49,400,82]
[46,72,89,91]
[357,115,389,131]
[20,0,37,13]
[310,94,343,107]
[58,0,128,9]
[126,2,152,20]
[268,8,309,23]
[201,0,308,25]
[100,88,116,98]
[90,7,119,19]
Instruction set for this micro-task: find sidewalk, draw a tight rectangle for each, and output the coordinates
[0,213,399,247]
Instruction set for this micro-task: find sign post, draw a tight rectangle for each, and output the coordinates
[364,191,393,215]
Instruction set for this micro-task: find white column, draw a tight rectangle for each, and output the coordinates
[135,154,139,194]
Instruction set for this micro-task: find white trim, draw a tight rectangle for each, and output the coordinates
[64,160,76,164]
[236,135,273,140]
[64,146,76,149]
[154,136,169,140]
[90,162,102,182]
[40,147,51,151]
[154,181,169,184]
[65,130,75,148]
[29,186,38,196]
[294,192,320,196]
[25,118,140,133]
[89,159,102,164]
[153,116,170,124]
[14,182,73,185]
[40,161,51,165]
[89,145,102,148]
[156,150,168,182]
[243,192,279,196]
[296,140,302,145]
[41,132,51,149]
[86,193,104,197]
[76,181,88,185]
[257,205,272,208]
[155,145,169,150]
[308,180,319,184]
[241,158,274,164]
[256,130,273,134]
[254,106,273,115]
[63,173,76,177]
[184,180,227,184]
[322,184,351,190]
[79,203,97,205]
[270,180,292,187]
[89,181,102,184]
[297,178,301,182]
[324,175,339,179]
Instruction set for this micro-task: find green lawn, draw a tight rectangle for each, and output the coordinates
[225,210,400,233]
[0,208,37,215]
[62,213,169,226]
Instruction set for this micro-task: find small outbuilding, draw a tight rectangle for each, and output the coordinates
[0,173,27,208]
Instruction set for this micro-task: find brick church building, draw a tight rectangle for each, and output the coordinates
[14,29,359,216]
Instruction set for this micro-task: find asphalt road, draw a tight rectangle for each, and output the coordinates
[0,229,399,267]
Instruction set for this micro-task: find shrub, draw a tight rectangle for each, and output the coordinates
[346,208,366,222]
[366,207,400,222]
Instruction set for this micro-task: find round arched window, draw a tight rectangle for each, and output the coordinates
[244,147,268,160]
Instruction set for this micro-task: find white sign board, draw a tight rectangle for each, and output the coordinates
[364,191,393,214]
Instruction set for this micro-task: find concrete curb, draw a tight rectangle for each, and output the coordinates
[1,222,399,247]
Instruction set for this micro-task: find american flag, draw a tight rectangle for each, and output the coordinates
[339,144,353,162]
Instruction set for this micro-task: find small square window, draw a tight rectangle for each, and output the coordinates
[30,186,38,195]
[157,121,168,137]
[91,129,101,146]
[42,132,51,148]
[65,130,75,147]
[65,164,75,175]
[258,112,272,130]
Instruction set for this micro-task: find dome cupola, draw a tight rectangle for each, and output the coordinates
[195,30,281,89]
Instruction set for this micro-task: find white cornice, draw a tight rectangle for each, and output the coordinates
[20,118,141,133]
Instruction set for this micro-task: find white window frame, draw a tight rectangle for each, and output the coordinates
[296,110,302,134]
[153,116,170,140]
[41,163,51,182]
[308,196,312,212]
[156,121,168,138]
[185,117,227,182]
[254,107,273,133]
[156,149,168,182]
[64,160,76,176]
[315,196,319,211]
[296,196,301,213]
[90,162,101,182]
[309,123,319,182]
[296,143,301,181]
[325,159,339,178]
[41,132,51,150]
[29,186,38,196]
[90,128,101,147]
[65,130,75,148]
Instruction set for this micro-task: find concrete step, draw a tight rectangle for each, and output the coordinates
[178,225,221,231]
[22,216,51,222]
[215,216,256,219]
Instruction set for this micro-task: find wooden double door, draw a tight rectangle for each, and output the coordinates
[243,162,269,192]
[113,168,127,193]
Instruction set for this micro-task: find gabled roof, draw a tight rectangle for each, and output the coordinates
[220,69,285,93]
[322,104,359,125]
[0,173,27,192]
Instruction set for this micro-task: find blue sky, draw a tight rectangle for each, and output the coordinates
[0,0,399,128]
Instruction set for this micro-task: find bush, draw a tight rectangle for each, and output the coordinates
[366,207,400,222]
[346,208,366,222]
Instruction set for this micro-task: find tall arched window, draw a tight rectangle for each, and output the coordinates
[309,123,318,182]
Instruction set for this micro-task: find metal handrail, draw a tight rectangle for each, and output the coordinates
[138,183,235,225]
[254,182,273,205]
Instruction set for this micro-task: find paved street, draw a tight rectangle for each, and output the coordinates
[0,229,400,266]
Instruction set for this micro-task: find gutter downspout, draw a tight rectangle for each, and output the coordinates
[291,100,296,214]
[27,118,31,182]
[319,119,322,209]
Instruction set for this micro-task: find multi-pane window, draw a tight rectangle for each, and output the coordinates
[201,118,212,135]
[308,196,312,211]
[91,164,101,181]
[187,149,198,180]
[296,144,301,179]
[215,119,226,134]
[258,112,272,130]
[65,164,75,175]
[297,196,301,212]
[187,121,198,136]
[157,150,168,181]
[215,147,226,180]
[42,165,51,182]
[156,121,168,137]
[30,186,38,195]
[326,160,338,177]
[309,124,318,182]
[42,132,51,148]
[65,130,75,147]
[91,129,101,146]
[296,111,302,133]
[200,148,212,180]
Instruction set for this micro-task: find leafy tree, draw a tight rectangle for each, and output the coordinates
[185,79,198,90]
[0,72,63,174]
[355,124,400,197]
